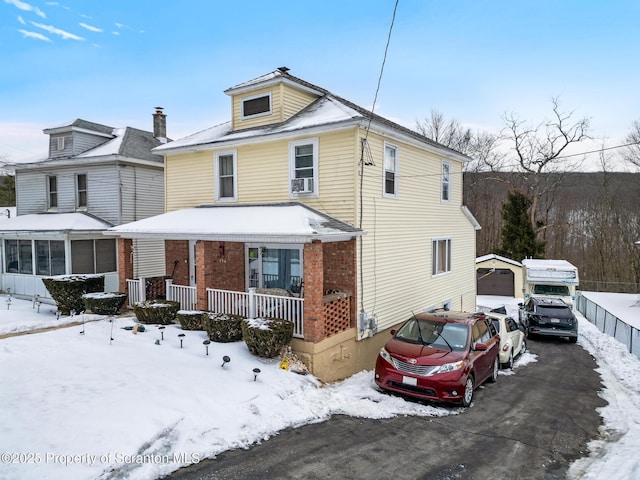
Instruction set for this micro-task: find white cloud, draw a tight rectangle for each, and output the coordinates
[17,15,25,24]
[31,21,84,41]
[111,31,120,36]
[18,29,51,42]
[79,22,102,33]
[4,0,45,18]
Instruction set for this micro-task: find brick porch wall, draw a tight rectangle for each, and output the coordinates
[165,240,189,286]
[323,239,357,329]
[195,241,245,310]
[117,238,133,297]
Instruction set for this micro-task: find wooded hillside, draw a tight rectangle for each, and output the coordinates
[464,172,640,291]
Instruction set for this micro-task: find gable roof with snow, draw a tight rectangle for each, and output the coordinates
[153,68,471,164]
[108,202,365,243]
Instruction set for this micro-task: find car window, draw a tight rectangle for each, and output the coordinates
[395,318,468,351]
[474,320,490,344]
[535,305,572,317]
[507,317,518,331]
[487,319,497,337]
[490,318,501,334]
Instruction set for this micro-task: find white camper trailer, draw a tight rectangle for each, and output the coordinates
[521,259,579,308]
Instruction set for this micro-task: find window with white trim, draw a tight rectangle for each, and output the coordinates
[441,161,451,202]
[432,238,452,275]
[383,143,398,197]
[76,173,87,208]
[289,138,318,196]
[241,93,272,119]
[47,175,58,209]
[56,137,65,151]
[214,150,237,201]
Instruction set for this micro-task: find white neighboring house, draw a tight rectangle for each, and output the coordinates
[0,112,167,301]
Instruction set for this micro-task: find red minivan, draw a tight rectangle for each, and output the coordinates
[374,311,500,407]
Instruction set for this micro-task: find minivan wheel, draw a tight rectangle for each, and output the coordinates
[520,339,527,355]
[461,376,474,407]
[489,357,499,383]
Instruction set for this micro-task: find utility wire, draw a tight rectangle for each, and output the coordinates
[359,0,399,317]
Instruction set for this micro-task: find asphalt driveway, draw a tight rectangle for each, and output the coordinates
[165,337,605,480]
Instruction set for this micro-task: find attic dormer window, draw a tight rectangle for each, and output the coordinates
[56,137,65,150]
[241,93,271,119]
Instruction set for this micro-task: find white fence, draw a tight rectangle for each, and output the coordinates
[576,292,640,360]
[207,287,304,338]
[166,280,197,311]
[126,278,145,306]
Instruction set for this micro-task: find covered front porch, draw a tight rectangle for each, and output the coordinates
[111,203,364,344]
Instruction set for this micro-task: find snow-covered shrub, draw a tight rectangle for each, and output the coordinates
[82,292,127,315]
[133,300,180,325]
[204,313,244,343]
[42,274,105,315]
[241,317,293,358]
[176,310,206,330]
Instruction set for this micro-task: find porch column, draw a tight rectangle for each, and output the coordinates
[195,240,212,311]
[303,240,324,342]
[118,238,133,298]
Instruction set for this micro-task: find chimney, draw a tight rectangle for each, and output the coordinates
[153,107,167,143]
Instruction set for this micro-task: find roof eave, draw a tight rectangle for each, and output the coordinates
[106,231,365,243]
[152,120,361,155]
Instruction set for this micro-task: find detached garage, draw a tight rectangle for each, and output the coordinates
[476,254,523,298]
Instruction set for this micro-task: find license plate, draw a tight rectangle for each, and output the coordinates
[402,376,418,386]
[550,318,560,323]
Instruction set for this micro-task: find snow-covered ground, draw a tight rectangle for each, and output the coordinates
[0,293,638,480]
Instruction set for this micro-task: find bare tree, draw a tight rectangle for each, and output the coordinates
[622,120,640,170]
[502,98,591,244]
[416,109,505,172]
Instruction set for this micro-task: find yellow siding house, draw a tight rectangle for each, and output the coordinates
[109,67,480,382]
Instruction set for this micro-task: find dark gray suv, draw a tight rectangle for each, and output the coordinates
[518,297,578,343]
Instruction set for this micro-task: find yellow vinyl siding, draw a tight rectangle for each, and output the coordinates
[355,131,476,332]
[165,152,215,211]
[281,84,318,121]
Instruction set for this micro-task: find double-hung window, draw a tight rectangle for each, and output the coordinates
[214,150,237,201]
[441,161,451,202]
[47,175,58,209]
[289,138,318,196]
[76,173,87,208]
[383,143,398,197]
[432,238,452,276]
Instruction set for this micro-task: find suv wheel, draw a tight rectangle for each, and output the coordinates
[569,336,578,343]
[461,375,474,407]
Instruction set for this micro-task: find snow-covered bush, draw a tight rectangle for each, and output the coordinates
[204,313,244,343]
[133,300,180,325]
[82,292,127,315]
[42,274,105,315]
[241,317,293,358]
[176,310,206,330]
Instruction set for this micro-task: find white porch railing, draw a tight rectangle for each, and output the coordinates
[126,278,145,306]
[166,279,197,311]
[207,287,304,338]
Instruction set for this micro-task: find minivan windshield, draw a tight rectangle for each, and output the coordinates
[395,318,469,351]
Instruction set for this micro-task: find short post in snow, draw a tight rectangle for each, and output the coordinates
[252,367,261,381]
[221,355,230,368]
[178,333,185,348]
[203,339,211,355]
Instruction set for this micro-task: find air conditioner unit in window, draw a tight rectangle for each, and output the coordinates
[291,178,314,194]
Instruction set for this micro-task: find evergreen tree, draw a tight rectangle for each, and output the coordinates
[498,190,545,261]
[0,175,15,206]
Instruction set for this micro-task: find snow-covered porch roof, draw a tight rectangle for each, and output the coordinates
[0,212,114,237]
[108,202,366,243]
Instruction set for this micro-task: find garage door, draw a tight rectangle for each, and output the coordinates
[477,268,514,296]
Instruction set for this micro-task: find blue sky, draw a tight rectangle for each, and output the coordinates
[1,0,639,169]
